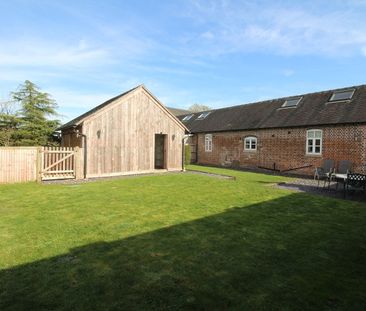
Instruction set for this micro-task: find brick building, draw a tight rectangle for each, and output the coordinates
[179,85,366,175]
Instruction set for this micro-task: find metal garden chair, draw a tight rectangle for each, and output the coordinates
[314,159,335,188]
[336,160,352,174]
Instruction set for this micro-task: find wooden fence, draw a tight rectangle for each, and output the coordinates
[0,146,84,184]
[0,147,38,183]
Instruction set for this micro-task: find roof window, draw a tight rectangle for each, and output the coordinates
[182,114,194,121]
[197,111,211,120]
[281,97,302,108]
[329,89,355,102]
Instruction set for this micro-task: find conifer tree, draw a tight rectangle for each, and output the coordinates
[11,80,60,146]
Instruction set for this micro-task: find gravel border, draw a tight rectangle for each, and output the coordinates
[42,171,183,185]
[42,170,235,185]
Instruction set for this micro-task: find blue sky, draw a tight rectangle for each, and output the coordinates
[1,0,366,122]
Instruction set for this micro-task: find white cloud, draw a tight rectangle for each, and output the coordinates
[51,90,111,109]
[201,31,215,40]
[0,38,111,67]
[281,69,295,77]
[181,1,366,57]
[49,89,114,122]
[362,46,366,56]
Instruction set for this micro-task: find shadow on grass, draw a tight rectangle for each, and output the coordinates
[1,193,366,310]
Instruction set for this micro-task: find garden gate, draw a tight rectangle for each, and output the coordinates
[40,146,83,181]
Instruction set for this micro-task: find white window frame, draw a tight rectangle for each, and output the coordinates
[205,134,212,152]
[306,129,322,155]
[281,97,302,108]
[244,136,257,151]
[197,112,211,120]
[329,89,355,102]
[182,114,194,121]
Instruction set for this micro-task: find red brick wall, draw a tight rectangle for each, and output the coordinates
[195,124,366,175]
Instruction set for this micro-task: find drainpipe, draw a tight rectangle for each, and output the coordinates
[73,126,87,179]
[182,134,193,171]
[195,134,199,164]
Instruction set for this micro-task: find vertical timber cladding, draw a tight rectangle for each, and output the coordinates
[82,88,185,178]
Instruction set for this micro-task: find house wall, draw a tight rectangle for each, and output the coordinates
[195,124,366,175]
[67,88,185,178]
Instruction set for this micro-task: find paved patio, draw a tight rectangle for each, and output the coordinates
[277,178,366,202]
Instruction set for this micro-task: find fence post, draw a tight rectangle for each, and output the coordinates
[36,147,43,183]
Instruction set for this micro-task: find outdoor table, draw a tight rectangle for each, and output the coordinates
[331,173,347,190]
[334,173,347,181]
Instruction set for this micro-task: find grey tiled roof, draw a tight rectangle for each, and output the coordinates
[178,85,366,133]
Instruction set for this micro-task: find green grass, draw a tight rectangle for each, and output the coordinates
[1,165,366,310]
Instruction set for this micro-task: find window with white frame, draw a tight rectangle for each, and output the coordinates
[329,89,355,102]
[244,136,257,151]
[205,134,212,152]
[197,111,211,120]
[306,129,322,155]
[281,97,302,108]
[182,114,194,121]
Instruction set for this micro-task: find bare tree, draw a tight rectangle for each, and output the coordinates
[0,100,20,146]
[188,103,212,113]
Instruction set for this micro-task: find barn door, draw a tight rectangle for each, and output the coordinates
[154,134,166,169]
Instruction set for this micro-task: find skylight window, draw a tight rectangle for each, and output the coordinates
[197,111,211,120]
[182,114,194,121]
[329,89,355,102]
[281,97,302,108]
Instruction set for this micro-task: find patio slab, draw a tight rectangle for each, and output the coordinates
[277,178,366,202]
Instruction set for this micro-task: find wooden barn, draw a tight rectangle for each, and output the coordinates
[59,85,188,178]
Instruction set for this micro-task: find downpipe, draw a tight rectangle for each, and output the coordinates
[72,126,87,179]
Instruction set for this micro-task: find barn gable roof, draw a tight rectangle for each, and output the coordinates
[58,85,188,132]
[178,84,366,133]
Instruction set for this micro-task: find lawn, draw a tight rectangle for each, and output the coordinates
[1,165,366,310]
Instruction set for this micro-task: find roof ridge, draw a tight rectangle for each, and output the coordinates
[180,84,366,116]
[179,83,366,133]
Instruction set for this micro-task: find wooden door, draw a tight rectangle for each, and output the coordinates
[155,134,166,169]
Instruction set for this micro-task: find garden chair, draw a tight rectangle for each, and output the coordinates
[336,160,352,174]
[334,160,352,190]
[314,159,335,188]
[344,173,366,198]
